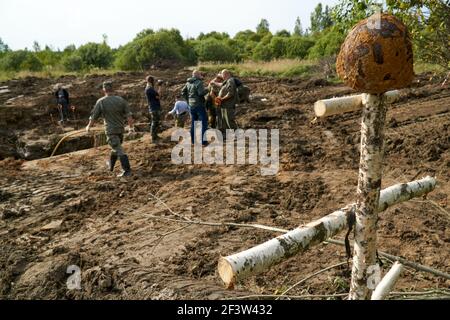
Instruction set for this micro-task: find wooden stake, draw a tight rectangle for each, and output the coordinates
[349,93,387,300]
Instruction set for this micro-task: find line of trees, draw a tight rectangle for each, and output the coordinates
[0,0,448,73]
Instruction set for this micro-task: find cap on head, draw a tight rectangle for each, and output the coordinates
[103,81,113,91]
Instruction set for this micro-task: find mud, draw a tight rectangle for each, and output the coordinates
[0,70,448,300]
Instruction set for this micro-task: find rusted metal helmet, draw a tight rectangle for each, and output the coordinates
[336,13,414,94]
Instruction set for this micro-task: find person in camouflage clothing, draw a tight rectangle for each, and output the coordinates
[216,69,238,133]
[205,74,223,129]
[86,81,134,177]
[181,70,209,145]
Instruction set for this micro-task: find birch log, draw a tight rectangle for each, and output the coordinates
[314,95,363,117]
[371,262,404,300]
[314,90,399,117]
[349,94,387,300]
[218,176,436,289]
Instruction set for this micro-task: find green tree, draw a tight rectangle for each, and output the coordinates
[275,30,291,37]
[115,29,195,70]
[252,42,272,61]
[311,3,334,33]
[61,54,84,71]
[386,0,450,68]
[0,50,43,71]
[197,31,230,41]
[134,29,155,41]
[331,0,381,33]
[286,36,315,59]
[194,38,235,62]
[0,38,9,53]
[63,44,77,54]
[311,3,324,33]
[21,52,43,71]
[33,41,41,52]
[269,37,288,59]
[256,19,270,34]
[294,17,303,36]
[77,42,114,69]
[308,28,346,59]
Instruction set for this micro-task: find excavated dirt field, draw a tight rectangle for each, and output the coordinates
[0,69,448,300]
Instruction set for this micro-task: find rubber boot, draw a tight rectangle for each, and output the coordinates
[107,153,118,172]
[118,155,131,177]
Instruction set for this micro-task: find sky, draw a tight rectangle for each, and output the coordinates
[0,0,339,50]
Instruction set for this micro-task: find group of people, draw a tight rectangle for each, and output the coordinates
[178,69,249,145]
[75,69,249,177]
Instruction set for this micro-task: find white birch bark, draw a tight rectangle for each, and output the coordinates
[218,177,436,288]
[349,93,387,300]
[314,90,399,117]
[371,262,404,300]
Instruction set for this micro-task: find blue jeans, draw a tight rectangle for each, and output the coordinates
[189,105,208,145]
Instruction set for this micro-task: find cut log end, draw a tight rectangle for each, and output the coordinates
[218,257,235,289]
[314,101,327,117]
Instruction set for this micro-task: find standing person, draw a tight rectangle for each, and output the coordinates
[181,70,208,145]
[54,84,70,124]
[86,81,134,177]
[216,69,238,133]
[234,77,251,103]
[205,74,223,129]
[145,76,162,143]
[168,95,189,128]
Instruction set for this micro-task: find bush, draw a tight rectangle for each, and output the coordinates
[61,54,84,71]
[252,43,270,61]
[268,37,288,59]
[0,50,43,71]
[115,29,197,70]
[285,36,315,59]
[308,28,345,59]
[20,53,43,71]
[77,42,114,69]
[194,38,235,62]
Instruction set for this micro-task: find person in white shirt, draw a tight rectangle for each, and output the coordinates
[168,95,190,128]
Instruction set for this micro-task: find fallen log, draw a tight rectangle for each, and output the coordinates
[218,176,436,289]
[371,262,404,300]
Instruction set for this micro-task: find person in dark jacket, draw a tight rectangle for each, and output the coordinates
[145,76,162,142]
[54,84,70,123]
[181,70,208,145]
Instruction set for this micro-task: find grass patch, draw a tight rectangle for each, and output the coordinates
[414,62,448,75]
[0,68,121,83]
[198,59,320,78]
